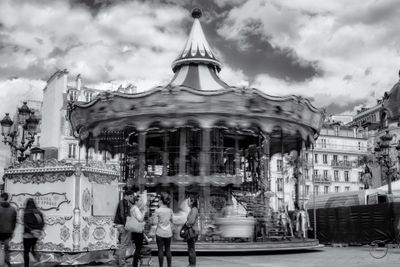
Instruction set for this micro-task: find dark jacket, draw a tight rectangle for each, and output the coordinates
[24,209,44,234]
[114,199,130,226]
[0,202,17,234]
[186,207,199,235]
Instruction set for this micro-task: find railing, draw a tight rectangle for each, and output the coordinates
[313,174,331,184]
[331,160,355,168]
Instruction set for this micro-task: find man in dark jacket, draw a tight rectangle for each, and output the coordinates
[114,189,134,267]
[0,192,17,267]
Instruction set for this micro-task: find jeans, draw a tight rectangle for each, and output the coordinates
[156,235,172,267]
[23,238,38,267]
[0,233,12,266]
[117,229,131,266]
[187,236,197,266]
[131,232,143,267]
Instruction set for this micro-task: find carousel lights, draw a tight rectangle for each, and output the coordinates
[373,130,400,194]
[0,102,39,162]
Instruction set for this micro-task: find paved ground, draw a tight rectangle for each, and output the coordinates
[5,246,400,266]
[99,246,400,267]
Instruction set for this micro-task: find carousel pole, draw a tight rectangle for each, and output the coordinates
[311,143,317,239]
[177,127,187,206]
[162,130,169,178]
[138,131,146,192]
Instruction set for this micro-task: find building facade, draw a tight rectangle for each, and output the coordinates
[270,121,368,210]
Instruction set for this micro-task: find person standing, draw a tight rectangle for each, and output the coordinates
[130,194,146,267]
[23,198,44,267]
[154,193,173,267]
[185,197,199,267]
[0,192,17,267]
[114,189,134,267]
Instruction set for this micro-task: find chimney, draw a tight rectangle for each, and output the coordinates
[76,74,81,91]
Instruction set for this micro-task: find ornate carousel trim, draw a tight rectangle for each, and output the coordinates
[82,216,114,226]
[45,216,73,225]
[86,241,115,251]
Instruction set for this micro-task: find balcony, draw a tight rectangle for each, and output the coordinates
[331,160,354,168]
[313,174,331,184]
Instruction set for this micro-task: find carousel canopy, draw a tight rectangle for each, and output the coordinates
[67,8,324,156]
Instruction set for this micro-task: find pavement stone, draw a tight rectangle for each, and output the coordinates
[78,246,400,267]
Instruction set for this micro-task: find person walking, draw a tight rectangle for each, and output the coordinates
[154,193,173,267]
[185,197,199,267]
[0,192,17,267]
[130,194,146,267]
[114,188,134,267]
[23,198,44,267]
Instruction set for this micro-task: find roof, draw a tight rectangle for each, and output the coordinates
[383,71,400,121]
[169,8,228,91]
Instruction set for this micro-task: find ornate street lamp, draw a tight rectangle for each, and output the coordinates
[0,102,39,162]
[373,130,400,194]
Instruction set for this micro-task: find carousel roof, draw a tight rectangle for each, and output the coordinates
[67,8,325,156]
[169,8,229,91]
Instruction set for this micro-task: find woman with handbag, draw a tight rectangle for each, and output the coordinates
[23,198,44,267]
[185,197,199,267]
[127,194,146,267]
[154,193,173,267]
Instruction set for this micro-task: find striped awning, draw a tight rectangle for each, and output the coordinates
[169,8,229,91]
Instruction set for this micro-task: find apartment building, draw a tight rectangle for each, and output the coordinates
[270,121,367,210]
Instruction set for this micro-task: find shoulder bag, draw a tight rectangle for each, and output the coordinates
[125,207,145,233]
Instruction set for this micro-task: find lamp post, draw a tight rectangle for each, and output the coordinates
[373,130,400,195]
[0,102,39,162]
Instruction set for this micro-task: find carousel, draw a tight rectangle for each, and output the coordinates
[68,8,324,251]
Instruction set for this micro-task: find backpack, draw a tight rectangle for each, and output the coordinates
[34,212,45,230]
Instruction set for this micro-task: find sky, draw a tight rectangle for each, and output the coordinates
[1,0,400,170]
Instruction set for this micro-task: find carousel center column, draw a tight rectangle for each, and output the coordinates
[200,127,211,237]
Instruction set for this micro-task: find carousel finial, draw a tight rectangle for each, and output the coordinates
[191,7,202,19]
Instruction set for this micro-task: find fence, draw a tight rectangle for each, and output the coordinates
[308,202,400,244]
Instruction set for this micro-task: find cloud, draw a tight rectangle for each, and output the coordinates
[216,0,400,114]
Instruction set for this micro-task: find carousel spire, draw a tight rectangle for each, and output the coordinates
[169,8,229,90]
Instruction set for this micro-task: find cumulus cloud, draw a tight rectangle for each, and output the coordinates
[1,0,400,168]
[217,0,400,114]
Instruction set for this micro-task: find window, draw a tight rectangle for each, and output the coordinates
[305,153,308,161]
[321,139,327,148]
[68,144,77,158]
[345,186,350,191]
[344,155,348,161]
[313,169,318,179]
[314,154,318,164]
[344,171,349,182]
[334,170,339,182]
[315,185,319,195]
[69,90,77,101]
[333,154,338,162]
[305,169,309,179]
[335,186,340,193]
[306,185,310,196]
[323,154,328,164]
[323,170,328,180]
[277,178,283,192]
[85,91,93,102]
[277,159,283,172]
[324,186,329,194]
